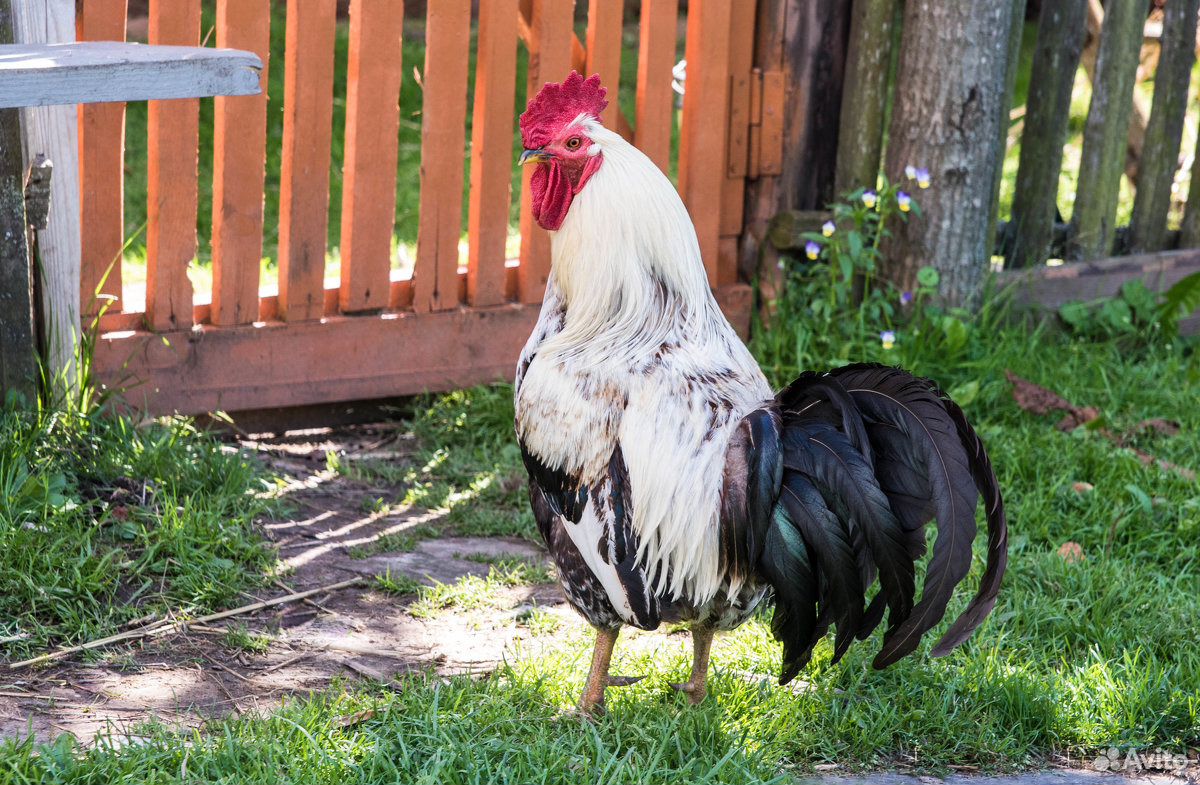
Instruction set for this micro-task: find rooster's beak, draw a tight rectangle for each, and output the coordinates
[520,148,552,166]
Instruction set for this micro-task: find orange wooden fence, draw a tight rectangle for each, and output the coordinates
[85,0,764,416]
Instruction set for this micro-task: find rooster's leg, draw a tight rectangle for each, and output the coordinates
[671,627,715,704]
[579,626,620,715]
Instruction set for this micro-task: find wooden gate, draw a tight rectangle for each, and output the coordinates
[86,0,770,416]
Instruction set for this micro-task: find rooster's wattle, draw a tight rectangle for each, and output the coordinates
[513,72,1007,714]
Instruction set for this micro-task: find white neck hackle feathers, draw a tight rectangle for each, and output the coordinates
[517,116,772,611]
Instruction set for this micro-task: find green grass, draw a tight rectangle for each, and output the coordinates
[407,560,554,619]
[0,394,277,661]
[222,623,274,655]
[6,311,1198,779]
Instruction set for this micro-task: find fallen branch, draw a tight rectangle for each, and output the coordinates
[7,577,365,671]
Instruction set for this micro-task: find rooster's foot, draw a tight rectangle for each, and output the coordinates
[669,680,708,705]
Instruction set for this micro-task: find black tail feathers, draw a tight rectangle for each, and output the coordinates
[756,364,1007,682]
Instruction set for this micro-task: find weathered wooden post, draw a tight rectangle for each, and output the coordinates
[740,0,851,295]
[834,0,899,196]
[0,0,37,402]
[881,0,1016,303]
[1133,0,1200,253]
[985,0,1027,262]
[11,0,81,394]
[1069,0,1143,261]
[1008,0,1089,268]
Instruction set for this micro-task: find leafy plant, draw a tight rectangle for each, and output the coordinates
[1058,276,1200,344]
[752,172,942,385]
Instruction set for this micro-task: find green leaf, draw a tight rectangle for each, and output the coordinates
[1158,271,1200,337]
[941,315,968,352]
[916,266,940,288]
[947,380,980,407]
[1120,279,1158,324]
[1058,301,1091,331]
[847,231,864,260]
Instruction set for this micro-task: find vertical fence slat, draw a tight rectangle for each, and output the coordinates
[719,2,755,243]
[586,0,623,130]
[678,0,733,287]
[278,0,337,322]
[145,0,199,332]
[634,0,678,173]
[412,0,471,313]
[1008,0,1088,268]
[211,0,270,327]
[518,0,575,303]
[1069,0,1143,261]
[467,0,518,307]
[77,0,127,318]
[1130,0,1200,254]
[339,0,404,313]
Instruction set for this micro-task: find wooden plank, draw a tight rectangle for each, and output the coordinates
[1008,0,1089,268]
[277,0,337,322]
[412,0,471,313]
[996,248,1200,313]
[835,0,899,194]
[518,0,575,304]
[12,0,82,387]
[1131,0,1200,253]
[77,0,127,319]
[94,283,755,416]
[0,42,261,108]
[1070,0,1144,261]
[634,0,678,173]
[678,0,733,286]
[144,0,200,332]
[585,0,624,130]
[0,4,36,401]
[211,0,270,327]
[719,2,756,243]
[467,0,519,307]
[339,0,404,314]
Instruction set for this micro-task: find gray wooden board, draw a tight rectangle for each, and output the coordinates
[0,42,261,108]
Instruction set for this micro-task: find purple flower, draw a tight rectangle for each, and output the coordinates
[897,191,912,212]
[915,168,931,189]
[880,330,896,350]
[900,290,914,305]
[862,190,878,208]
[822,220,836,237]
[805,240,821,260]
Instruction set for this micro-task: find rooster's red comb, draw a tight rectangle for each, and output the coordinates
[520,71,608,149]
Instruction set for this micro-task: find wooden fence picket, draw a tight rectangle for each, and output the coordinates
[412,0,471,313]
[145,0,199,332]
[277,0,337,322]
[467,0,520,307]
[77,0,127,318]
[339,0,405,314]
[211,0,271,327]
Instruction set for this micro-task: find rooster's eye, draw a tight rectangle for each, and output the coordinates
[565,137,582,150]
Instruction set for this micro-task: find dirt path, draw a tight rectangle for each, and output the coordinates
[0,424,595,744]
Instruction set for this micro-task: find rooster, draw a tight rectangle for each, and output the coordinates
[514,72,1007,715]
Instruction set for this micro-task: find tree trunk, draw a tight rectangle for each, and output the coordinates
[1008,0,1089,268]
[834,0,900,196]
[882,0,1016,304]
[985,0,1028,261]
